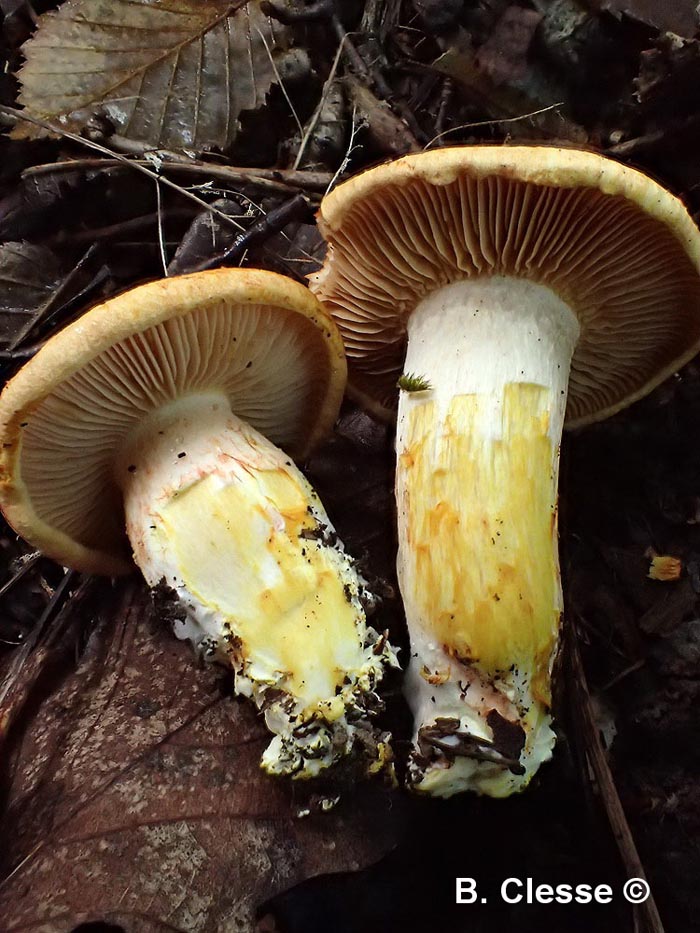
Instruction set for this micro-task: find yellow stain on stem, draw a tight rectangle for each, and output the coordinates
[402,383,561,705]
[154,467,364,711]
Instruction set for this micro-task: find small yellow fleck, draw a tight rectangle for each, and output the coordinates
[648,554,682,581]
[419,665,450,685]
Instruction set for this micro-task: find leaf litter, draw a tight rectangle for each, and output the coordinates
[0,583,400,932]
[14,0,292,150]
[0,241,65,349]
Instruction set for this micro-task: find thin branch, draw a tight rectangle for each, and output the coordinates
[570,636,666,933]
[255,26,304,140]
[434,78,454,146]
[21,157,333,195]
[0,552,41,600]
[46,209,194,246]
[325,105,364,195]
[155,180,169,276]
[0,104,247,232]
[224,189,320,266]
[423,102,565,149]
[189,193,312,273]
[293,36,346,170]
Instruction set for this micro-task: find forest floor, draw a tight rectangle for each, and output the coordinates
[1,2,700,932]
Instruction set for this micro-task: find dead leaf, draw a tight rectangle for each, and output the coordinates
[15,0,291,151]
[411,0,463,34]
[295,79,346,171]
[432,43,588,144]
[168,197,247,276]
[638,577,698,635]
[0,242,66,350]
[259,222,326,281]
[475,6,543,87]
[597,0,699,39]
[0,170,87,243]
[635,33,700,117]
[0,583,399,932]
[344,76,420,158]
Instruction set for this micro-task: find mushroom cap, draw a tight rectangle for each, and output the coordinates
[0,268,346,576]
[310,146,700,425]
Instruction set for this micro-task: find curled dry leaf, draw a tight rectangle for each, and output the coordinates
[0,242,66,351]
[474,5,543,87]
[0,583,399,932]
[14,0,291,151]
[344,77,419,158]
[432,29,587,144]
[598,0,699,39]
[634,33,700,118]
[167,197,246,276]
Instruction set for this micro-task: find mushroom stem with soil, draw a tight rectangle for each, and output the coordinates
[0,269,399,780]
[311,145,700,797]
[120,392,396,777]
[398,277,578,796]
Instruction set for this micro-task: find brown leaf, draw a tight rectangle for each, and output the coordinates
[167,197,245,276]
[635,33,700,114]
[15,0,291,151]
[344,77,420,158]
[432,29,587,144]
[259,222,325,281]
[0,584,398,932]
[0,242,65,351]
[598,0,699,39]
[0,170,87,243]
[638,576,698,635]
[474,6,543,87]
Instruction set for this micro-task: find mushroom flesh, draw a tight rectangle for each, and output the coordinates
[0,269,399,779]
[311,146,700,796]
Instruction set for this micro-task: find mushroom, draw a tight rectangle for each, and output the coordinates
[310,146,700,797]
[0,268,398,779]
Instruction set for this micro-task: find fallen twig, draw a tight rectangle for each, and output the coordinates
[570,635,666,933]
[21,157,333,195]
[0,553,41,601]
[45,209,195,246]
[424,102,565,149]
[192,193,313,273]
[434,78,454,146]
[293,37,347,170]
[0,569,77,711]
[0,104,250,232]
[326,105,364,194]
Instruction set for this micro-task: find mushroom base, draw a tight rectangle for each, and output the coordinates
[405,631,555,798]
[397,277,579,797]
[118,392,399,779]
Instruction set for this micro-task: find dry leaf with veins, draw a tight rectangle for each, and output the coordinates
[14,0,290,150]
[0,242,66,351]
[0,584,399,932]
